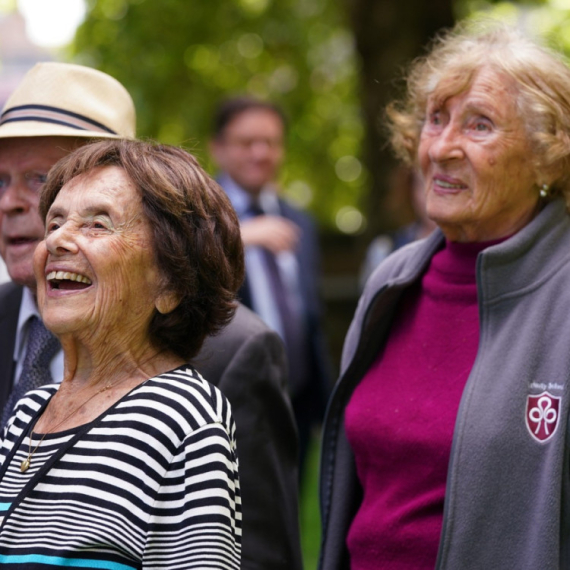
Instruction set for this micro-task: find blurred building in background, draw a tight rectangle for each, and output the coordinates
[0,11,51,107]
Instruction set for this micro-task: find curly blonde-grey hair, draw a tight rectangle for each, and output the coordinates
[387,20,570,204]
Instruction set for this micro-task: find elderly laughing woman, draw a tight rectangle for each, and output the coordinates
[0,139,243,569]
[319,22,570,570]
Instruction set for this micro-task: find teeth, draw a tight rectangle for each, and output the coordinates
[47,271,92,285]
[437,180,464,189]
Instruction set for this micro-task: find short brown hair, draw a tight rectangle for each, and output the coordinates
[213,96,287,139]
[40,139,245,360]
[387,21,570,204]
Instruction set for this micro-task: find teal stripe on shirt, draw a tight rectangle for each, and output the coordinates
[0,554,136,570]
[0,502,11,511]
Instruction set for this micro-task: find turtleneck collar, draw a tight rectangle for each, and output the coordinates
[432,237,509,284]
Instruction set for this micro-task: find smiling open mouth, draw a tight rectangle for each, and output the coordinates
[8,237,38,246]
[47,271,92,291]
[435,179,467,189]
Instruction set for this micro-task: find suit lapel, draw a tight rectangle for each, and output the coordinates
[0,283,23,410]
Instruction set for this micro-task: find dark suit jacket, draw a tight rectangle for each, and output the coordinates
[194,304,303,570]
[0,282,303,570]
[0,282,21,413]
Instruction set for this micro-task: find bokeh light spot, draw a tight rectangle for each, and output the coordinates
[238,33,264,58]
[335,155,362,182]
[336,206,365,234]
[286,180,313,208]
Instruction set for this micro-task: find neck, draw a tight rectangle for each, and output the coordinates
[35,336,183,434]
[58,332,181,390]
[438,204,541,243]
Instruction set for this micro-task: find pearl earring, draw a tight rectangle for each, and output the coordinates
[540,183,550,199]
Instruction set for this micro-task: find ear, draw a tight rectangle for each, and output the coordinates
[155,290,180,315]
[536,159,564,191]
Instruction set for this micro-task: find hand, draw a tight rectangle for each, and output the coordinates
[241,215,300,254]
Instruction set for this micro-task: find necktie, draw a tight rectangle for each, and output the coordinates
[247,202,310,395]
[1,316,60,427]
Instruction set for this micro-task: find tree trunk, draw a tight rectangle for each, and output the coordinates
[346,0,455,236]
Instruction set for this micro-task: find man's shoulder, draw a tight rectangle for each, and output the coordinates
[194,303,281,385]
[278,198,318,247]
[0,281,22,297]
[220,302,272,344]
[279,197,311,222]
[0,282,22,399]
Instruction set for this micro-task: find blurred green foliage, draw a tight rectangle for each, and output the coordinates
[72,0,365,232]
[459,0,548,16]
[460,0,568,45]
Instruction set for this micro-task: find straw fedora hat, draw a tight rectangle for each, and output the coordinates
[0,62,136,139]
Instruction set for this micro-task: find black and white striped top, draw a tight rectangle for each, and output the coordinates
[0,366,241,569]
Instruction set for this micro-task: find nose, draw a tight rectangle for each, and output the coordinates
[249,140,274,160]
[427,123,465,163]
[0,178,32,215]
[45,223,79,255]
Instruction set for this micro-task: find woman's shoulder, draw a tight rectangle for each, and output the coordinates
[130,365,234,432]
[10,384,58,421]
[362,230,443,295]
[3,384,58,444]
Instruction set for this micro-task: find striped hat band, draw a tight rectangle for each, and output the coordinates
[0,104,116,135]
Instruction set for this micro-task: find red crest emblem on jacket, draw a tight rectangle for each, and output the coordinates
[526,392,561,443]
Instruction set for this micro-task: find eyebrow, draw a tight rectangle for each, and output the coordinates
[46,205,65,219]
[47,204,113,219]
[462,100,498,115]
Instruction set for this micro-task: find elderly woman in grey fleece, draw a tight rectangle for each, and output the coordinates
[319,21,570,570]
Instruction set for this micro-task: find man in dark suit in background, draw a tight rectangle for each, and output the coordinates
[0,64,302,570]
[211,97,331,474]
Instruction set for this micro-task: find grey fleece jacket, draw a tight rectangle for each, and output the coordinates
[319,199,570,570]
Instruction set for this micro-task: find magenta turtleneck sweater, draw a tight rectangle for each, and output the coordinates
[345,239,499,570]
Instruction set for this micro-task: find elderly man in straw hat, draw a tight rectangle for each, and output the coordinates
[0,62,303,570]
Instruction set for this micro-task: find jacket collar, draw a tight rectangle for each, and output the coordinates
[477,198,570,303]
[363,198,570,305]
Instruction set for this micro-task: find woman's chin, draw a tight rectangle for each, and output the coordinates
[41,311,83,337]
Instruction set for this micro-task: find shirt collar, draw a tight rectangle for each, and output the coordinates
[219,174,251,218]
[219,173,280,218]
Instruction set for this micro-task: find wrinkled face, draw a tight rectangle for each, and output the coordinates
[0,136,78,288]
[418,68,540,242]
[34,166,163,344]
[211,109,284,195]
